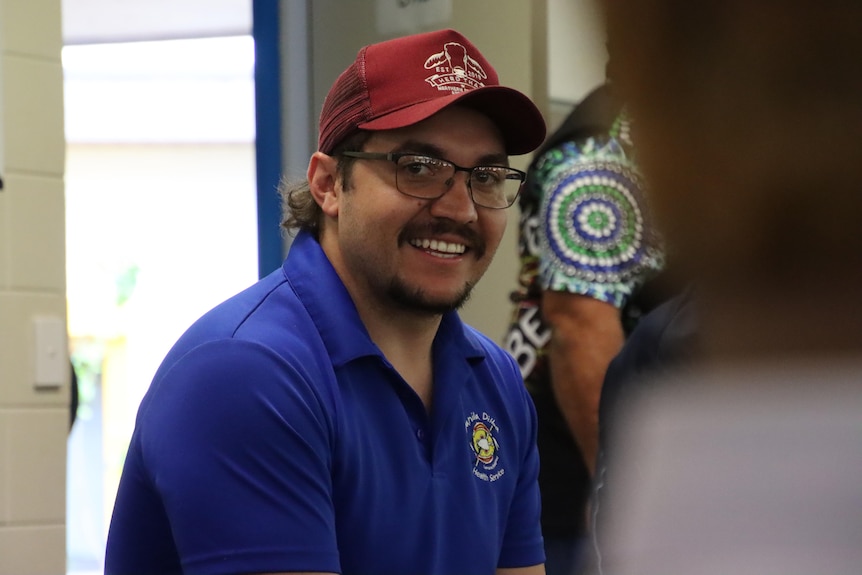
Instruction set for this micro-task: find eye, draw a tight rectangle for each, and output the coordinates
[399,155,448,179]
[472,167,506,187]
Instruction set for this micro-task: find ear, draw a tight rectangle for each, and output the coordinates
[307,151,341,217]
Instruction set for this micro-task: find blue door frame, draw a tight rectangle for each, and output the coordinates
[252,0,284,278]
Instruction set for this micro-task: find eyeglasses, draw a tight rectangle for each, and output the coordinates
[341,151,526,209]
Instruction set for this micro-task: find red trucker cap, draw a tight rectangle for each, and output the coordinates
[318,29,546,156]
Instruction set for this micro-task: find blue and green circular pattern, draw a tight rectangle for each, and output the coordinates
[541,158,650,284]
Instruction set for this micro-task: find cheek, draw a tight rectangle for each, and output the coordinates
[347,182,425,220]
[341,193,412,244]
[482,212,509,250]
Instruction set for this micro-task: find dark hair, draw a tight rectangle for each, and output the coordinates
[279,130,373,238]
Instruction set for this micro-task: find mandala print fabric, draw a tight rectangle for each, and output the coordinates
[537,136,663,307]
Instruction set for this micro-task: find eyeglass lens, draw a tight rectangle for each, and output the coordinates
[395,155,522,208]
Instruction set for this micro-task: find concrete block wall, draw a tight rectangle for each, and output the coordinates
[0,0,70,573]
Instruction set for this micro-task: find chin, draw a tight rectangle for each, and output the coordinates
[388,280,474,315]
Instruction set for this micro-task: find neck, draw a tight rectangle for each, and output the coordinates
[318,230,443,408]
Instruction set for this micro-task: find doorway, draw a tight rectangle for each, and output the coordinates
[64,35,259,574]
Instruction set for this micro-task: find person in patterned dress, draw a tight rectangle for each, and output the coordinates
[504,83,665,575]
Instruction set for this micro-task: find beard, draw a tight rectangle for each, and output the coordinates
[383,220,485,314]
[387,276,475,315]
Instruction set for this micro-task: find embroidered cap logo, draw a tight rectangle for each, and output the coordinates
[424,42,488,94]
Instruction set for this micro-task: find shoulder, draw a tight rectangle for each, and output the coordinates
[144,338,334,429]
[135,337,338,488]
[600,291,699,434]
[460,325,537,423]
[533,110,664,305]
[535,150,663,305]
[533,134,637,195]
[463,324,522,375]
[142,273,335,427]
[609,291,698,378]
[161,267,326,371]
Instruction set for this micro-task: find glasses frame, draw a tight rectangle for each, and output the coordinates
[341,151,526,209]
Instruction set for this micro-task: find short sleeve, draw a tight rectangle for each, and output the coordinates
[141,339,342,574]
[536,134,664,308]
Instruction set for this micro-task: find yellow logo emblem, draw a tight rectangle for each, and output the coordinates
[471,422,498,465]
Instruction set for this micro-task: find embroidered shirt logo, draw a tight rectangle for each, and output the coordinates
[472,422,497,464]
[424,42,488,94]
[465,411,506,482]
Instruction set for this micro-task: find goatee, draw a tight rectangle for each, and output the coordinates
[387,278,475,316]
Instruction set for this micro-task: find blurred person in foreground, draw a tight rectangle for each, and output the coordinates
[504,81,664,574]
[105,28,549,575]
[592,1,862,573]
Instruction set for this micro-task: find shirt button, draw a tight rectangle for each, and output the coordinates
[416,428,425,441]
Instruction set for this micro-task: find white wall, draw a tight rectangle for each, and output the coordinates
[0,0,69,573]
[548,0,608,107]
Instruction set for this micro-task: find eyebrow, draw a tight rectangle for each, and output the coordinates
[389,139,510,167]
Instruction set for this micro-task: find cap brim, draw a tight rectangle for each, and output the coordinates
[357,86,546,156]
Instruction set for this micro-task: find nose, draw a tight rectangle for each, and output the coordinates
[430,171,478,223]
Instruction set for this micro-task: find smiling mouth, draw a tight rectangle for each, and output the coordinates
[408,238,467,258]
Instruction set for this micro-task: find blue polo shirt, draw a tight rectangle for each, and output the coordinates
[105,230,544,575]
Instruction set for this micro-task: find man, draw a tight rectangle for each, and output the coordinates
[504,83,664,574]
[105,29,547,575]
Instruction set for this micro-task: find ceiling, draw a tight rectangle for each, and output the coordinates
[62,0,252,44]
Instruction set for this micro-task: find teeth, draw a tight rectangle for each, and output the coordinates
[410,238,466,254]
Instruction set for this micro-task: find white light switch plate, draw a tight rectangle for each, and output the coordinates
[33,316,67,388]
